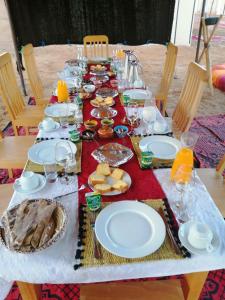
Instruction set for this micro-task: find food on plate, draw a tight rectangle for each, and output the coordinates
[0,199,64,252]
[111,168,124,180]
[94,183,112,194]
[112,180,128,193]
[96,163,111,176]
[91,96,114,107]
[89,164,130,194]
[90,174,106,185]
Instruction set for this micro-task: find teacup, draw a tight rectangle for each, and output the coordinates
[187,222,214,252]
[16,171,39,191]
[42,118,55,130]
[153,121,167,133]
[69,130,80,142]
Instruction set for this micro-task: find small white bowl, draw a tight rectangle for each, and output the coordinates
[83,84,95,93]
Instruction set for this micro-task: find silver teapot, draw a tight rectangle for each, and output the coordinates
[123,50,137,80]
[128,60,140,84]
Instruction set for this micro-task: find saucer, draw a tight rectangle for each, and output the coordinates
[38,121,60,132]
[13,174,47,195]
[178,221,220,255]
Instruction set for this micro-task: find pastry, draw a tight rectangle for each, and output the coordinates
[90,174,106,185]
[96,163,111,176]
[112,180,128,193]
[94,183,111,194]
[111,168,124,180]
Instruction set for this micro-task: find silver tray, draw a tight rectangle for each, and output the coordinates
[91,107,117,119]
[92,143,133,167]
[90,75,109,83]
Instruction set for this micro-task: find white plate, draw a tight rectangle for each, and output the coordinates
[123,89,152,100]
[88,169,131,196]
[95,200,166,258]
[90,57,108,62]
[28,139,77,165]
[13,174,46,194]
[178,221,220,255]
[45,103,78,118]
[38,121,60,132]
[139,136,181,160]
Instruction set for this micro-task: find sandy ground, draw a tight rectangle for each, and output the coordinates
[0,0,225,130]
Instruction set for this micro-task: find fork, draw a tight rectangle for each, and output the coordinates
[89,210,102,259]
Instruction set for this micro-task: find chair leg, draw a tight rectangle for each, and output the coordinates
[25,127,29,136]
[13,123,18,136]
[8,169,13,178]
[182,271,208,300]
[16,281,41,300]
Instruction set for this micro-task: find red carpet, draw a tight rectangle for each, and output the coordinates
[2,119,225,300]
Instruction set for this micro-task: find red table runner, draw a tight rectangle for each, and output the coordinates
[78,83,165,204]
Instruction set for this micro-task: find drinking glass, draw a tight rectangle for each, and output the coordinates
[172,165,193,223]
[142,105,157,135]
[127,102,138,135]
[74,108,83,129]
[59,104,69,128]
[43,161,58,183]
[180,131,199,183]
[55,141,74,184]
[57,80,69,102]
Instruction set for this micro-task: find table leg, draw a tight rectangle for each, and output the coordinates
[182,271,208,300]
[16,281,42,300]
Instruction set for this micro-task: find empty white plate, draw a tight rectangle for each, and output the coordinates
[28,139,77,165]
[95,200,166,258]
[45,103,78,118]
[13,174,46,194]
[123,89,152,100]
[139,135,181,160]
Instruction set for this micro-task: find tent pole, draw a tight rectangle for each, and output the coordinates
[195,0,207,62]
[4,0,27,96]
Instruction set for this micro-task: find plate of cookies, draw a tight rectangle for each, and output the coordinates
[88,163,131,195]
[90,96,115,107]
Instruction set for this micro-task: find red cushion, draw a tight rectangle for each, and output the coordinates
[212,64,225,92]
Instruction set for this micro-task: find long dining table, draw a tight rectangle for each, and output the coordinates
[1,61,225,300]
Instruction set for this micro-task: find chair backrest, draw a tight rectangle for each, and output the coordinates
[22,44,44,103]
[158,42,178,115]
[172,62,208,132]
[83,35,109,59]
[0,52,25,122]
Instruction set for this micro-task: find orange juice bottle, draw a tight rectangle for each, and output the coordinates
[170,148,193,182]
[57,80,69,102]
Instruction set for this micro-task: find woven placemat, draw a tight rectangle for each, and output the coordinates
[130,136,173,169]
[74,199,190,270]
[25,139,82,174]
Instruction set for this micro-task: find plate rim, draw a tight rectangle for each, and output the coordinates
[28,139,77,165]
[139,135,181,159]
[95,200,166,258]
[44,103,77,117]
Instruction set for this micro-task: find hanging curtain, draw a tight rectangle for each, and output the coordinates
[7,0,175,48]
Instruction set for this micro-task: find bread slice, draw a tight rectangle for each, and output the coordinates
[94,184,111,194]
[96,163,111,176]
[90,174,106,185]
[111,168,124,180]
[112,180,128,193]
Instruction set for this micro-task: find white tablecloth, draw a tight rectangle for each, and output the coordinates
[1,169,225,297]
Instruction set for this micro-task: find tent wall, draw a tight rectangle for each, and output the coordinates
[6,0,175,48]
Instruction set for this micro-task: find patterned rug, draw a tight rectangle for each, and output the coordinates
[2,115,225,300]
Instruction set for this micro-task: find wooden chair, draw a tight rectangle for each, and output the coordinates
[83,35,109,59]
[172,62,208,133]
[0,130,35,178]
[155,43,178,116]
[22,44,48,106]
[0,52,44,135]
